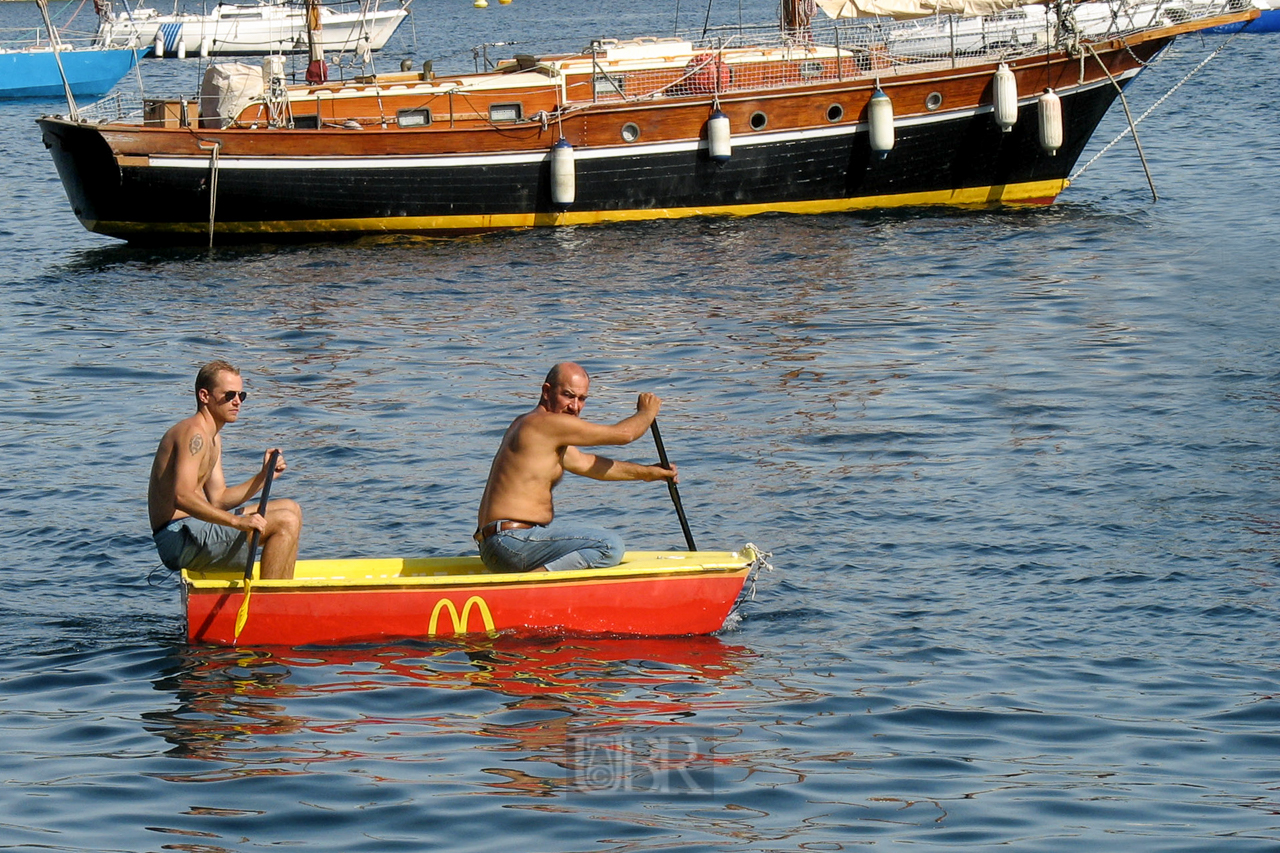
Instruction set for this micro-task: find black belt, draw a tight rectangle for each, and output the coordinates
[473,520,538,543]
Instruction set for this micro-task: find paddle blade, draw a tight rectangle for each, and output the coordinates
[233,579,253,642]
[233,451,277,643]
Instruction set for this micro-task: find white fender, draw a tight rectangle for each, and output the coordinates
[868,89,894,157]
[152,29,164,58]
[993,63,1017,132]
[1039,88,1063,156]
[551,138,575,207]
[707,109,731,162]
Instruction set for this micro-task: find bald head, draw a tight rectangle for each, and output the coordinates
[544,362,588,388]
[541,362,590,416]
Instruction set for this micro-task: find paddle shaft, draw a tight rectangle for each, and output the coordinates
[243,450,281,579]
[650,421,696,551]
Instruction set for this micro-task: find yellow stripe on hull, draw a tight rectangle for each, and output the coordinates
[184,549,755,590]
[89,179,1069,239]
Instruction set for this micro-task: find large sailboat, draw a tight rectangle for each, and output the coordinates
[38,0,1256,243]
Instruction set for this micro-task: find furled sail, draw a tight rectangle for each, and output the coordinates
[814,0,1037,19]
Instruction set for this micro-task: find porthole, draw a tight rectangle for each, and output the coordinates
[925,91,943,111]
[620,122,640,142]
[749,111,768,131]
[826,103,844,123]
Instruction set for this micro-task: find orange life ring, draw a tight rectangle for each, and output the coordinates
[685,53,730,95]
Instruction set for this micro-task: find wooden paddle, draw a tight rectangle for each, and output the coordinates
[233,449,280,642]
[650,421,697,551]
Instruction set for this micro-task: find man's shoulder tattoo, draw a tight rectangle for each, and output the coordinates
[189,433,204,455]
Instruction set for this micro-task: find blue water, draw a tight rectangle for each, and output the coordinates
[3,1,1280,850]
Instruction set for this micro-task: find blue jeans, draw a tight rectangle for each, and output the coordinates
[478,521,623,573]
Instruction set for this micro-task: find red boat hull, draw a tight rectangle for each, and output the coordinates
[183,551,759,646]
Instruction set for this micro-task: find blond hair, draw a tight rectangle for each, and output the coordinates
[195,360,239,396]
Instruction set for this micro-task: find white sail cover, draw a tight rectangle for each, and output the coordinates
[199,63,264,129]
[815,0,1033,18]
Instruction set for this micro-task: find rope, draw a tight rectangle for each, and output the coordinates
[1083,42,1157,201]
[1070,33,1241,184]
[206,141,221,248]
[741,543,773,604]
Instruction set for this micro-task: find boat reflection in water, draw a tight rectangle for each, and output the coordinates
[144,636,762,795]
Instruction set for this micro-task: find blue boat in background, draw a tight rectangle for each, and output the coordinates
[1205,0,1280,31]
[0,45,136,98]
[1,0,136,100]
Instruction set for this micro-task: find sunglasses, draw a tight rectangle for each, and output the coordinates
[218,390,248,403]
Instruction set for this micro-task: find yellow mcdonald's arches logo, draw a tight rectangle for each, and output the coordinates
[428,595,495,636]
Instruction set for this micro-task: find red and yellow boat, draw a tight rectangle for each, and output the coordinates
[183,546,767,646]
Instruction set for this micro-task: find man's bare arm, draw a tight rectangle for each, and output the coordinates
[564,447,677,482]
[211,449,286,510]
[172,426,259,531]
[535,392,662,448]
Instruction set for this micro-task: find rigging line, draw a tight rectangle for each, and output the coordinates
[131,45,146,100]
[1084,42,1157,202]
[62,0,90,31]
[1070,33,1241,185]
[36,0,80,121]
[204,140,221,248]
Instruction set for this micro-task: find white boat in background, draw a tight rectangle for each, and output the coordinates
[96,0,410,57]
[820,0,1215,59]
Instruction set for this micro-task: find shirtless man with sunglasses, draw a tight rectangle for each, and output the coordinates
[148,360,303,579]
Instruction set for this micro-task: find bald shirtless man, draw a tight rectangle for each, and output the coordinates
[148,360,303,579]
[475,362,678,572]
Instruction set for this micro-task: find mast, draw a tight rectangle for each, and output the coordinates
[782,0,818,38]
[305,0,328,83]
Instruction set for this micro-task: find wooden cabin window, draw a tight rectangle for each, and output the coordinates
[293,114,321,129]
[397,108,433,128]
[489,103,523,122]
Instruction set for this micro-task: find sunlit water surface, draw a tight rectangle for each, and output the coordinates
[1,2,1279,850]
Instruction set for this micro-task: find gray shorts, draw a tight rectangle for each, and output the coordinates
[153,517,249,572]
